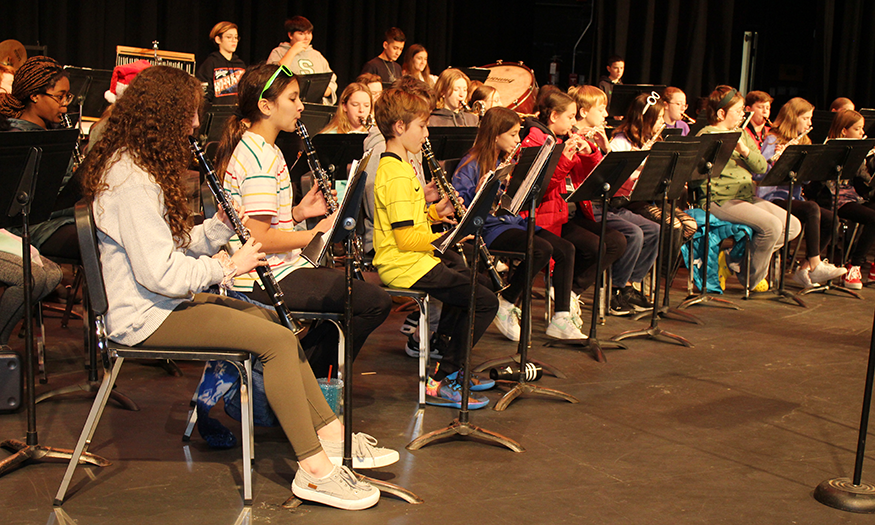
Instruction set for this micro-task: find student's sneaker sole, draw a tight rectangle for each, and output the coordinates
[424,393,489,410]
[292,465,380,511]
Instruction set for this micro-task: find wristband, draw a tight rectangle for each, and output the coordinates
[212,251,237,290]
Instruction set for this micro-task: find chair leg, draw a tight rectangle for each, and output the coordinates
[61,269,84,329]
[418,296,430,408]
[182,365,209,441]
[54,356,124,505]
[229,360,253,506]
[245,359,254,461]
[328,319,345,415]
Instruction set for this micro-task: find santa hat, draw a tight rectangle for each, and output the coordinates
[104,59,151,104]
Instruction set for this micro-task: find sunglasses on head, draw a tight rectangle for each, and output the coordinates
[259,65,294,101]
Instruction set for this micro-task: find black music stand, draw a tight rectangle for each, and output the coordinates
[63,66,112,119]
[489,143,580,411]
[311,134,366,181]
[0,131,110,477]
[754,145,826,307]
[474,143,567,377]
[814,310,875,513]
[553,150,649,362]
[292,153,422,505]
[673,132,742,311]
[424,127,479,160]
[799,139,875,299]
[629,142,703,326]
[407,173,523,452]
[611,142,700,347]
[297,72,334,104]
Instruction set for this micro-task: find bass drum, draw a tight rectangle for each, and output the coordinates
[481,61,538,115]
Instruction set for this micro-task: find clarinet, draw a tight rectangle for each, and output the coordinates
[295,120,367,279]
[422,138,508,292]
[188,137,304,335]
[61,114,85,170]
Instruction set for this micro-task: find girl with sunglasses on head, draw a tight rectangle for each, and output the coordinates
[214,63,393,386]
[80,65,389,510]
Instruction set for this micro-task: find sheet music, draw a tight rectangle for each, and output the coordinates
[432,170,499,253]
[301,156,365,266]
[507,135,556,215]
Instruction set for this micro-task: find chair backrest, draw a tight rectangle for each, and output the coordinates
[74,200,109,317]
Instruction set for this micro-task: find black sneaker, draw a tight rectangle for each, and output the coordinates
[610,289,634,316]
[622,286,652,311]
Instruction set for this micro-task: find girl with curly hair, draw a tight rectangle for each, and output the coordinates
[79,65,386,510]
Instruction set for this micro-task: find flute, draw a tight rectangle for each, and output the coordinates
[188,137,304,334]
[768,127,813,163]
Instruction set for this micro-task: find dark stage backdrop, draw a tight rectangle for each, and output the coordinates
[2,0,873,111]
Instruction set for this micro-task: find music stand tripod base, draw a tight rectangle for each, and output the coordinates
[800,282,864,300]
[678,292,741,311]
[493,380,579,412]
[1,439,110,477]
[815,477,875,513]
[543,337,626,364]
[633,306,704,325]
[611,326,693,348]
[406,417,524,452]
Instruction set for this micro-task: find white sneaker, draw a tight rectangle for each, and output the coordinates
[320,433,400,469]
[546,312,588,340]
[569,292,584,330]
[493,296,521,341]
[808,259,848,284]
[292,464,380,510]
[792,268,817,289]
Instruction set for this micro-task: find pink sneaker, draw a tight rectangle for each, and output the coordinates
[843,264,863,290]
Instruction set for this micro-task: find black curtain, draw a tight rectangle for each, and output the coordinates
[2,0,873,110]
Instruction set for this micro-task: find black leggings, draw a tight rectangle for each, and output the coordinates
[411,249,499,378]
[564,212,627,293]
[772,199,832,259]
[490,227,575,312]
[838,201,875,266]
[246,267,392,378]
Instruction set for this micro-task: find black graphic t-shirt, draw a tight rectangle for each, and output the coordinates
[196,51,246,105]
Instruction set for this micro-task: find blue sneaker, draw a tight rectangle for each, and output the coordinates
[425,376,489,410]
[444,370,495,391]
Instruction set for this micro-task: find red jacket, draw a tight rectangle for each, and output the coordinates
[522,126,597,235]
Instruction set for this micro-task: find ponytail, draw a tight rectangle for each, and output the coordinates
[214,114,249,182]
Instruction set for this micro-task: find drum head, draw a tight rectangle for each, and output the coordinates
[482,62,537,114]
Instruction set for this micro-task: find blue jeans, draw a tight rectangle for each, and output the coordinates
[593,205,660,287]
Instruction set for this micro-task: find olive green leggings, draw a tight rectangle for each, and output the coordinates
[140,293,336,460]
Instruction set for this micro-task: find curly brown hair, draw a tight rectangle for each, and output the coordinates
[78,66,202,248]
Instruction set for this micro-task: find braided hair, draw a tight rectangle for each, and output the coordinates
[0,56,67,119]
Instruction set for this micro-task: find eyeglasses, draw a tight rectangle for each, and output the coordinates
[671,101,689,109]
[259,65,294,101]
[223,34,239,41]
[44,91,74,106]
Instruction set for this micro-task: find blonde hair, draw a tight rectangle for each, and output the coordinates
[568,85,607,116]
[321,83,373,133]
[433,68,470,110]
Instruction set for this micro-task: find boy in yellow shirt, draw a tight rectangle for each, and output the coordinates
[373,88,498,409]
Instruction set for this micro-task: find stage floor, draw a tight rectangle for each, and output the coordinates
[3,271,875,524]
